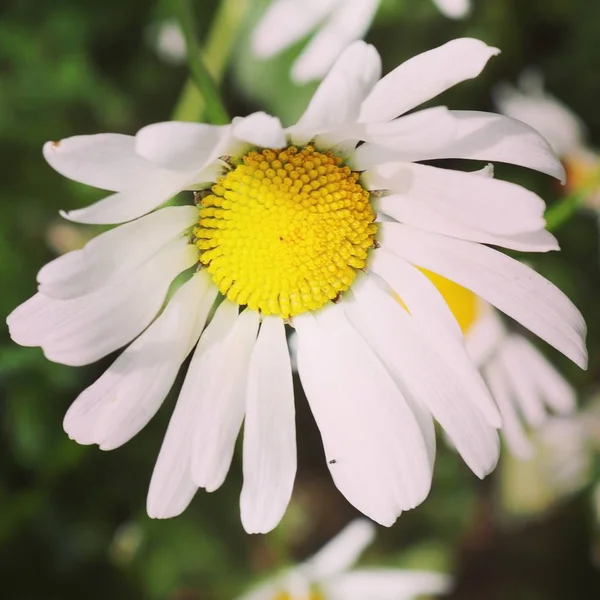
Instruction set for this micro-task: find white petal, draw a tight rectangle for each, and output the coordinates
[349,106,459,155]
[191,306,259,492]
[232,113,286,148]
[464,302,506,367]
[251,0,340,58]
[353,110,566,181]
[63,272,214,450]
[301,519,375,581]
[43,134,160,192]
[483,358,534,460]
[38,205,198,299]
[134,121,230,172]
[146,291,235,519]
[294,304,432,524]
[59,168,194,225]
[291,0,380,84]
[376,190,559,252]
[346,274,500,478]
[433,0,471,19]
[498,336,548,429]
[240,317,296,534]
[370,250,502,427]
[494,75,586,157]
[380,223,588,369]
[290,41,381,144]
[358,39,499,124]
[510,335,576,415]
[368,162,548,236]
[322,569,452,600]
[8,239,198,366]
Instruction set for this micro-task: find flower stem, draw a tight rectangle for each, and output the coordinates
[545,171,600,231]
[173,0,250,123]
[174,0,231,125]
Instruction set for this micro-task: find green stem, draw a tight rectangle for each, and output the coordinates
[174,0,231,125]
[173,0,251,122]
[545,171,600,231]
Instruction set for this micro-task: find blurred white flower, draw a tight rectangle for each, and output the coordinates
[151,19,187,64]
[237,520,451,600]
[499,397,600,517]
[496,71,600,208]
[415,267,577,461]
[7,39,586,533]
[252,0,472,83]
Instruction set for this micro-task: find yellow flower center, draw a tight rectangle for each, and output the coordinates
[195,146,377,317]
[420,269,479,334]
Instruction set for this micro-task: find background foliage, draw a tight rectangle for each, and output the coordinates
[2,0,600,598]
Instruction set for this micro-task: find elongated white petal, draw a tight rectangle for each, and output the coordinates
[433,0,471,19]
[358,39,499,124]
[191,307,259,492]
[241,317,296,534]
[510,336,576,415]
[465,302,506,367]
[483,359,534,460]
[295,305,431,525]
[302,519,375,581]
[350,106,459,155]
[8,240,197,365]
[494,77,586,157]
[346,274,500,478]
[43,134,160,192]
[322,569,452,600]
[251,0,340,58]
[376,193,558,252]
[134,121,230,172]
[368,162,547,236]
[370,250,501,427]
[290,41,381,144]
[59,168,194,225]
[380,223,588,369]
[498,337,548,428]
[353,110,566,181]
[38,206,197,299]
[291,0,380,83]
[232,113,286,148]
[63,272,214,450]
[146,292,235,518]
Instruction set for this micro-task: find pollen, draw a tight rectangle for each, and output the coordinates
[194,146,377,317]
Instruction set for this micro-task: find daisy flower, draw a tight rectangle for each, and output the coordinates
[495,71,600,208]
[252,0,472,83]
[7,39,587,533]
[423,268,577,461]
[499,398,600,517]
[237,519,451,600]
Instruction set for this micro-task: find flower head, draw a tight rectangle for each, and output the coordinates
[252,0,471,83]
[7,39,586,533]
[237,520,451,600]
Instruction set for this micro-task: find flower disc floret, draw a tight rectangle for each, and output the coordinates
[195,146,377,317]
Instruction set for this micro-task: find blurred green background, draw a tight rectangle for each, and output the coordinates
[2,0,600,598]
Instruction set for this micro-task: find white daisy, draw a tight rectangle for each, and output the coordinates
[499,399,600,516]
[7,39,587,533]
[237,519,451,600]
[421,269,577,461]
[252,0,472,83]
[495,71,600,208]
